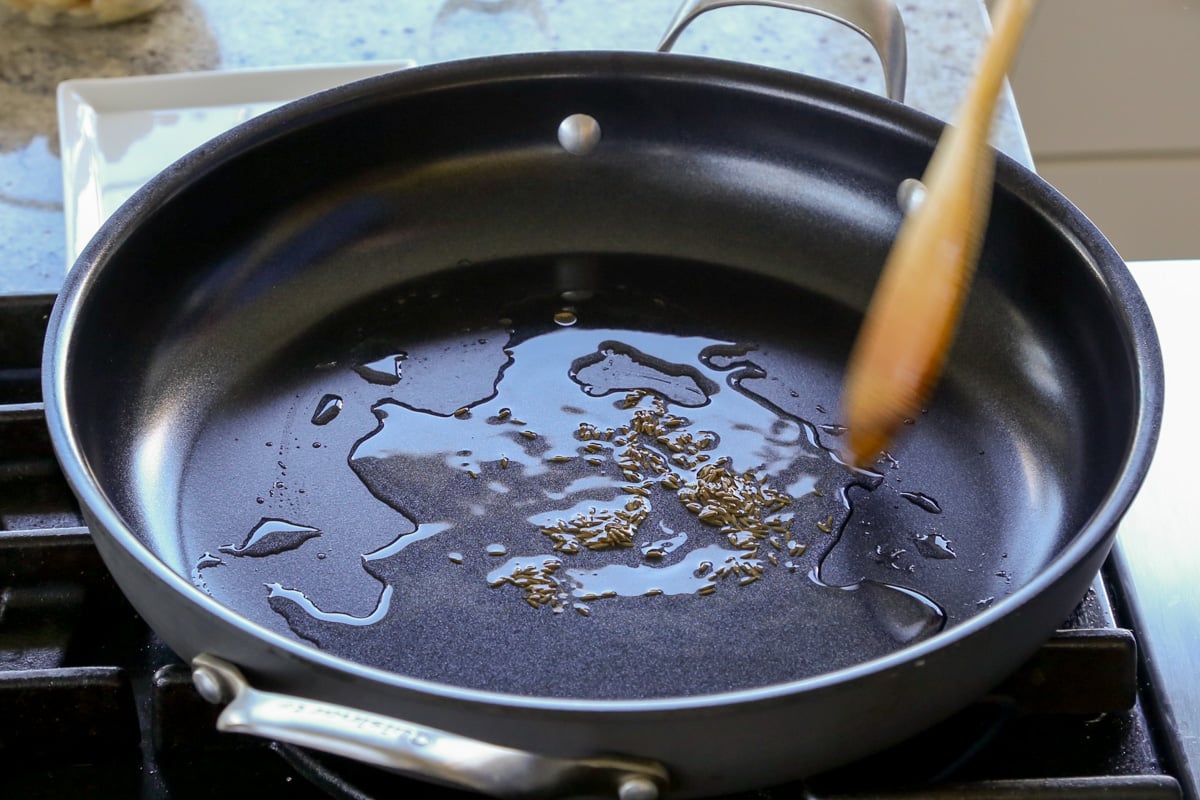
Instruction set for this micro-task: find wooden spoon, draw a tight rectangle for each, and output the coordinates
[839,0,1037,468]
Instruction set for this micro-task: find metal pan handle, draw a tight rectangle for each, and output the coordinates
[657,0,907,102]
[191,654,668,799]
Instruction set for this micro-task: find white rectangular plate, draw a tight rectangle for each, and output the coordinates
[57,60,414,265]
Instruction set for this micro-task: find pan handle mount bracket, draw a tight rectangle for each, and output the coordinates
[657,0,907,102]
[191,653,669,799]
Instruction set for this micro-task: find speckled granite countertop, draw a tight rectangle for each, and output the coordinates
[0,0,1028,293]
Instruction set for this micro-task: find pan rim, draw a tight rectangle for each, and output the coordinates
[43,50,1164,717]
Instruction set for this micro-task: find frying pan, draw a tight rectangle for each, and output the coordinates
[43,2,1161,797]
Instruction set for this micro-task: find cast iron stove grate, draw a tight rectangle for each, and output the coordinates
[0,293,1185,799]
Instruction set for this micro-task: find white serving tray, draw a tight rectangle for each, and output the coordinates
[57,60,414,265]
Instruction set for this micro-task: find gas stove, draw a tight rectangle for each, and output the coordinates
[1,262,1193,798]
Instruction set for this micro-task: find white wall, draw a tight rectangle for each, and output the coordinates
[1007,0,1200,260]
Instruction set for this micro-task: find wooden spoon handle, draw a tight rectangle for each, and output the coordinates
[840,0,1037,468]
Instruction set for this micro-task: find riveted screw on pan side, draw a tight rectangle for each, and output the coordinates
[618,774,660,800]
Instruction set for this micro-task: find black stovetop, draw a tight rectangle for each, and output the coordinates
[0,292,1185,799]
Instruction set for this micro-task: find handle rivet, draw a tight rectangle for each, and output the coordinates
[558,113,602,155]
[618,775,660,800]
[897,177,927,215]
[192,666,226,704]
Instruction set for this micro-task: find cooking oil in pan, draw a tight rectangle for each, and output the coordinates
[346,328,874,612]
[218,518,321,557]
[186,255,965,698]
[354,353,406,385]
[266,582,393,626]
[310,394,343,425]
[807,567,945,643]
[900,490,942,514]
[913,531,957,560]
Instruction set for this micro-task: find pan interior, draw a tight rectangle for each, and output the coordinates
[151,251,1077,701]
[58,65,1142,702]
